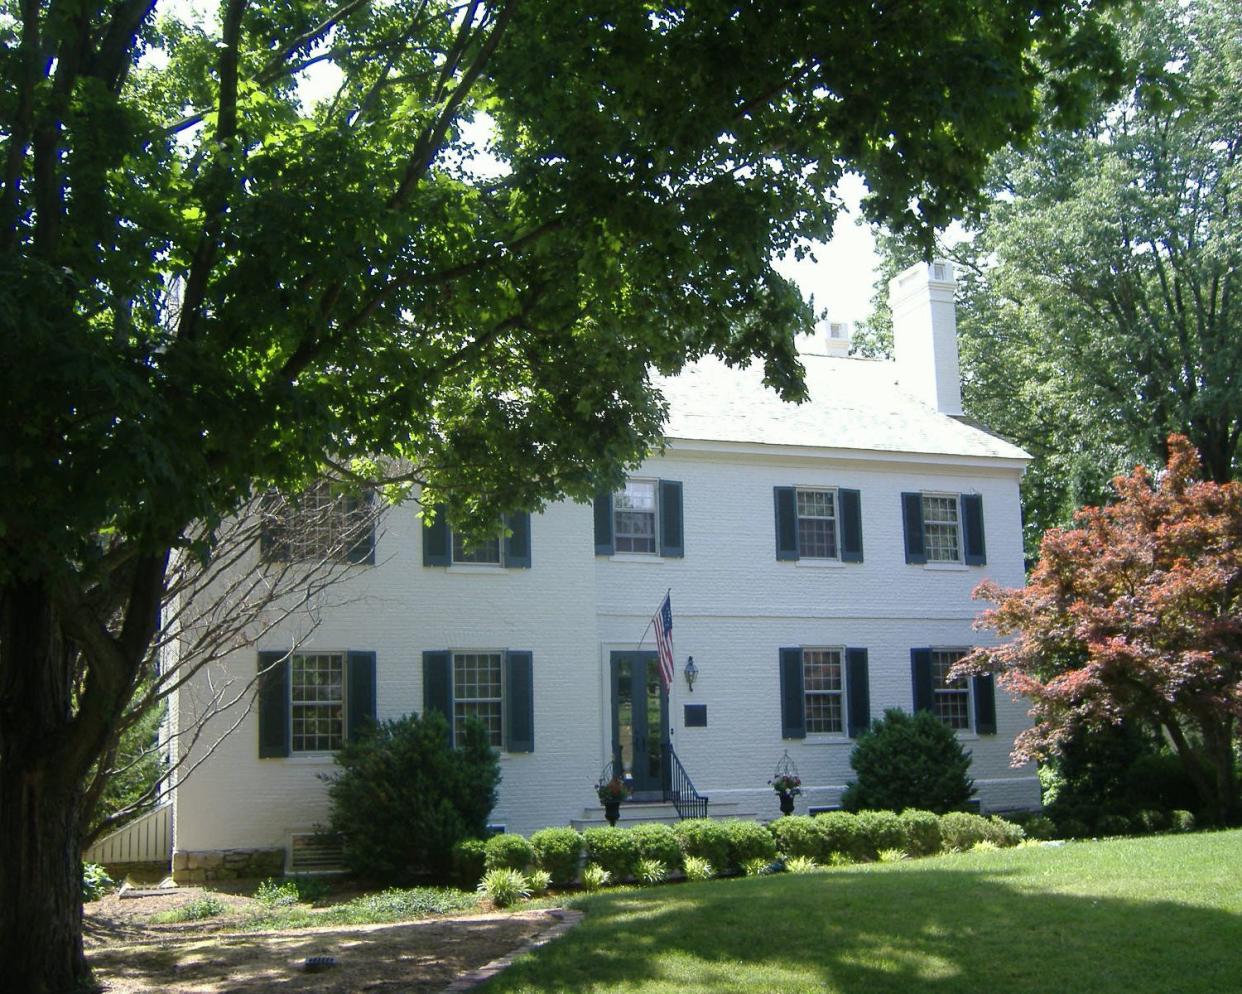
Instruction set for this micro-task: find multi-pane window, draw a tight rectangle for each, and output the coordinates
[291,653,345,751]
[614,480,658,554]
[262,481,373,563]
[452,531,501,565]
[932,649,971,730]
[803,648,844,734]
[453,652,503,747]
[796,488,838,559]
[922,494,961,562]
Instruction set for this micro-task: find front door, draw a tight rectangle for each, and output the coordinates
[610,651,669,796]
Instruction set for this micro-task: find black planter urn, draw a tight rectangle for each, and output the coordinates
[603,800,621,826]
[778,791,796,816]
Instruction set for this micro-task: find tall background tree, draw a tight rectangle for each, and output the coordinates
[857,0,1240,556]
[0,0,1120,988]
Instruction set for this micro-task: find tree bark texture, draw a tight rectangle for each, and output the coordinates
[0,581,95,993]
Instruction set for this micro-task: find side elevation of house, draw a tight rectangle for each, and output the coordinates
[170,260,1039,880]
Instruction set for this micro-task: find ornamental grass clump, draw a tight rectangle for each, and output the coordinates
[479,867,531,908]
[681,856,714,881]
[783,855,821,874]
[526,869,553,895]
[877,848,910,863]
[636,858,669,885]
[580,864,611,892]
[742,857,772,876]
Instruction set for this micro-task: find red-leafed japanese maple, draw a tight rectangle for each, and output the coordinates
[960,436,1242,824]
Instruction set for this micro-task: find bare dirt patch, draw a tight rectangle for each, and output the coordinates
[87,908,559,994]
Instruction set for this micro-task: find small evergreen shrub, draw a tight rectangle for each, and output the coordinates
[1133,809,1169,834]
[580,863,611,891]
[723,819,777,868]
[783,855,821,874]
[939,811,994,851]
[1097,813,1131,836]
[1013,814,1057,840]
[529,827,583,885]
[526,869,553,895]
[583,827,640,881]
[326,711,500,883]
[452,838,488,889]
[842,708,975,814]
[81,863,114,902]
[636,858,669,885]
[853,810,907,859]
[254,878,300,907]
[682,856,714,881]
[815,811,863,861]
[898,809,942,857]
[485,833,534,872]
[1170,810,1196,832]
[673,819,731,873]
[630,823,682,871]
[770,815,821,860]
[987,816,1025,847]
[479,867,530,908]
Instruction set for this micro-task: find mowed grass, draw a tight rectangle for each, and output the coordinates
[484,830,1242,994]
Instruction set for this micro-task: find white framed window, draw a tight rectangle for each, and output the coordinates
[613,479,658,554]
[452,531,501,565]
[262,481,374,563]
[803,647,845,734]
[796,488,838,560]
[931,648,971,730]
[290,653,345,752]
[453,651,503,747]
[922,494,962,563]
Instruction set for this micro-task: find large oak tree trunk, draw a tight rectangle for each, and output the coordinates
[0,581,95,993]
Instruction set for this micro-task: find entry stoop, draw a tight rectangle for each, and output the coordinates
[571,799,750,830]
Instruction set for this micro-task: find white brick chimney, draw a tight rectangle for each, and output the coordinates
[889,259,963,415]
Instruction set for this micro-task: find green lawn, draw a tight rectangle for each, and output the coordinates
[484,830,1242,994]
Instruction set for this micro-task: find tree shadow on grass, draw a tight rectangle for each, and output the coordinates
[481,861,1242,994]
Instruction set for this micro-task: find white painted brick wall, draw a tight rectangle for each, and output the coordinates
[174,444,1038,852]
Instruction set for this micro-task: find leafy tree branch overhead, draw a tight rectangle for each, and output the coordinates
[0,0,1122,990]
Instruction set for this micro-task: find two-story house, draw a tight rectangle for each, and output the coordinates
[168,260,1039,880]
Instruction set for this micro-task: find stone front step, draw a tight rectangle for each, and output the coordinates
[571,799,752,830]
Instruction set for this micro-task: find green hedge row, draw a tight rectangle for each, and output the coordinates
[452,810,1027,889]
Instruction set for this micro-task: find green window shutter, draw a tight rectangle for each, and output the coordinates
[973,673,997,734]
[257,651,290,758]
[503,512,532,568]
[845,647,870,737]
[659,480,684,557]
[422,503,451,566]
[839,488,863,562]
[345,495,375,565]
[504,650,535,753]
[774,487,798,561]
[593,493,614,555]
[347,650,377,741]
[902,493,927,564]
[911,648,933,713]
[423,650,453,736]
[779,647,806,739]
[961,494,987,565]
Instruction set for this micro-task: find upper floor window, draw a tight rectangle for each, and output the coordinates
[423,507,532,568]
[452,531,502,565]
[774,486,862,562]
[614,480,658,554]
[261,481,375,565]
[796,488,838,559]
[291,652,345,752]
[921,494,961,563]
[931,648,971,730]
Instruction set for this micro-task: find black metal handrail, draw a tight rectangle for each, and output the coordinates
[663,746,708,820]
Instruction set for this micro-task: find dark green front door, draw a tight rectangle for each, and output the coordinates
[610,651,668,795]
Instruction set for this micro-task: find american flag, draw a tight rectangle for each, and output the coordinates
[653,591,675,690]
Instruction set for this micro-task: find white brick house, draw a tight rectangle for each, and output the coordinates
[170,261,1039,878]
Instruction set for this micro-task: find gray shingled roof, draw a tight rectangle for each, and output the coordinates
[657,353,1030,462]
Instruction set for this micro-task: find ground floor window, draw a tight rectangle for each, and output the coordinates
[931,648,971,730]
[453,651,503,746]
[803,647,844,734]
[291,653,345,751]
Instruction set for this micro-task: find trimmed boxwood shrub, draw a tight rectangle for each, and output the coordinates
[815,811,863,861]
[842,709,975,814]
[939,811,994,851]
[853,810,907,859]
[1097,813,1132,837]
[1133,809,1169,834]
[451,838,487,888]
[583,827,640,881]
[673,819,731,873]
[898,809,942,857]
[986,816,1025,847]
[770,816,822,860]
[1170,810,1196,832]
[325,711,500,883]
[1013,813,1057,840]
[529,827,583,885]
[723,819,776,868]
[630,823,682,872]
[484,833,534,871]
